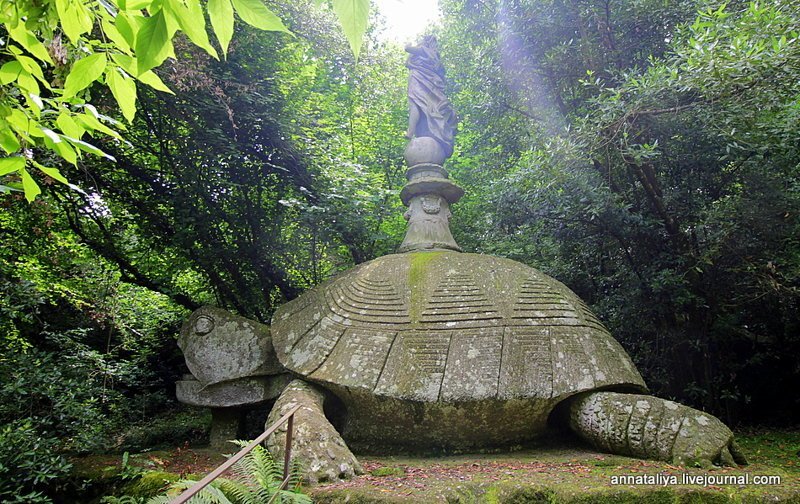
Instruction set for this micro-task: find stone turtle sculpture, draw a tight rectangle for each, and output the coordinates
[257,251,746,481]
[176,34,746,482]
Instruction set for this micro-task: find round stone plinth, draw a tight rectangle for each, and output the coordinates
[400,177,465,205]
[405,137,446,166]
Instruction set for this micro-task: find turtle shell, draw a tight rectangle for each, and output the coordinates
[272,251,646,405]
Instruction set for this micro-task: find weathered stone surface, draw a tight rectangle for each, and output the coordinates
[399,194,462,252]
[405,36,457,158]
[266,380,363,483]
[209,408,242,450]
[271,251,646,448]
[404,137,446,166]
[178,306,282,387]
[333,385,555,451]
[176,375,291,408]
[568,391,747,467]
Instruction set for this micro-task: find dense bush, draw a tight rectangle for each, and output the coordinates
[0,421,72,503]
[115,409,210,452]
[0,338,114,453]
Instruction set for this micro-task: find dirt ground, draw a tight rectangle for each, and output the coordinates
[72,429,800,503]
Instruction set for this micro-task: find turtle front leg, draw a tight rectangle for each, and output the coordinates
[266,379,363,483]
[568,391,747,468]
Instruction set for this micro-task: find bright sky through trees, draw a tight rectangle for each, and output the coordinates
[373,0,441,42]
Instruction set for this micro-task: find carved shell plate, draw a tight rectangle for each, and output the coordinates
[271,252,647,403]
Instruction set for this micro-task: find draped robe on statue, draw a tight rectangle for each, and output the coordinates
[406,38,457,158]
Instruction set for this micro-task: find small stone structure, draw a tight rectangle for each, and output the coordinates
[176,306,289,448]
[175,35,746,481]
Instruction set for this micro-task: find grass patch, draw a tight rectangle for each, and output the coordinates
[371,466,406,477]
[735,429,800,474]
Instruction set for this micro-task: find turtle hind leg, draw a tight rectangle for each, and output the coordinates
[265,379,363,484]
[567,391,747,468]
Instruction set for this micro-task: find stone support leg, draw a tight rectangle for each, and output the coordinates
[568,392,747,467]
[266,379,363,483]
[209,407,242,450]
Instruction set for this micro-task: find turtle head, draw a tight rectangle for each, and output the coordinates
[178,306,284,387]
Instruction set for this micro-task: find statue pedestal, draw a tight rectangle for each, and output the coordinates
[398,143,464,253]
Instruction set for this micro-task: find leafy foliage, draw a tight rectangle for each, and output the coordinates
[0,0,371,202]
[148,442,310,504]
[43,4,407,319]
[0,10,798,503]
[438,0,800,421]
[0,420,72,503]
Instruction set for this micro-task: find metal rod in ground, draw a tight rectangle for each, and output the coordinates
[283,413,294,481]
[266,475,293,504]
[170,404,301,504]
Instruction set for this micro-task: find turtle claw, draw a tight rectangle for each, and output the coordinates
[670,409,747,468]
[710,439,747,467]
[569,392,747,467]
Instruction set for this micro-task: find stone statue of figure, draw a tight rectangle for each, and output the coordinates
[405,35,457,159]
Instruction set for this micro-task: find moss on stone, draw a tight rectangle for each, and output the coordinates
[407,251,444,323]
[313,484,784,504]
[314,485,754,503]
[313,491,409,503]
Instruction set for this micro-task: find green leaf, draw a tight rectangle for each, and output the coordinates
[56,0,94,44]
[76,112,120,139]
[57,112,86,138]
[0,183,23,194]
[208,0,234,54]
[6,25,54,64]
[84,103,121,127]
[0,157,25,176]
[17,70,39,96]
[24,92,43,117]
[137,70,173,93]
[6,109,36,142]
[0,61,23,85]
[20,167,41,202]
[42,130,78,165]
[331,0,369,60]
[63,53,108,98]
[164,0,218,59]
[0,128,21,154]
[116,12,145,47]
[64,135,116,161]
[34,163,70,184]
[230,0,288,32]
[135,9,173,74]
[111,54,174,93]
[39,127,62,144]
[101,18,132,54]
[106,68,137,122]
[15,55,47,84]
[123,0,154,9]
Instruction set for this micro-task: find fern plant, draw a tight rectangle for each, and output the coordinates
[147,441,311,504]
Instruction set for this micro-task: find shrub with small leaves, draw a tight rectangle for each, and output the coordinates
[0,420,73,503]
